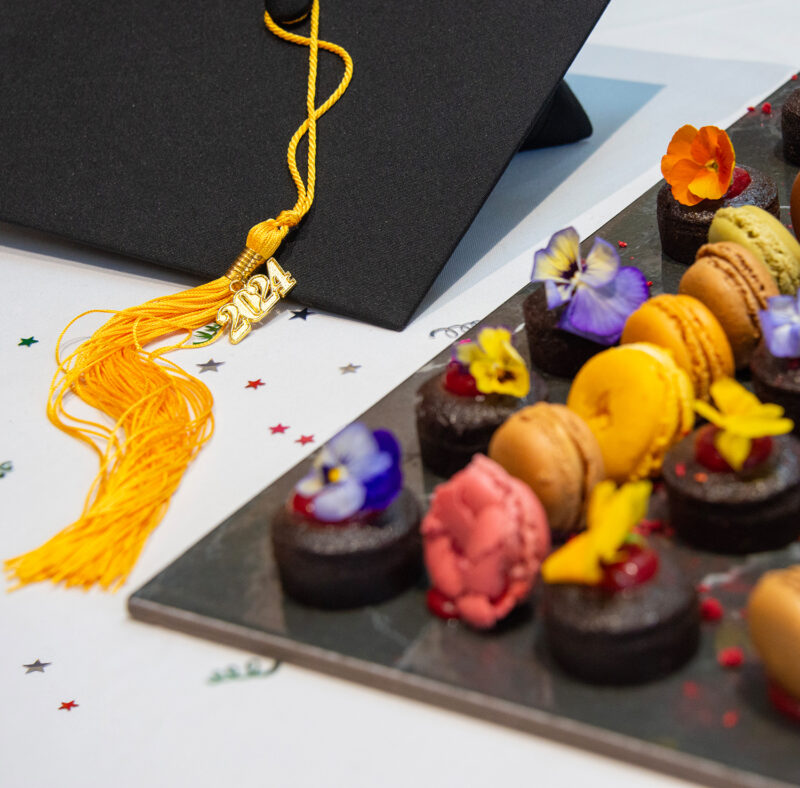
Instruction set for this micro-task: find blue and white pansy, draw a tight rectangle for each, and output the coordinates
[294,422,403,522]
[760,293,800,358]
[531,227,649,344]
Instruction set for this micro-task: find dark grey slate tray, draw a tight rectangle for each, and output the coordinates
[130,78,800,788]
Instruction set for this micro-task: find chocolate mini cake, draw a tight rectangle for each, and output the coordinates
[272,489,421,609]
[271,423,422,609]
[523,287,603,377]
[415,327,545,478]
[540,480,700,685]
[782,88,800,166]
[526,228,649,377]
[751,342,800,435]
[657,166,780,265]
[542,552,699,684]
[415,374,541,478]
[663,430,800,553]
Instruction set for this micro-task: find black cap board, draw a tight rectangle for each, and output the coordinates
[0,0,608,330]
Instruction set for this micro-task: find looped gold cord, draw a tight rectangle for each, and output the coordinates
[5,0,352,591]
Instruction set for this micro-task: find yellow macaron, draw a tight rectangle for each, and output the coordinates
[621,293,734,400]
[567,343,694,483]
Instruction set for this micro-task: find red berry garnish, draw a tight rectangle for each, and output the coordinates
[768,679,800,723]
[291,493,315,517]
[617,241,628,248]
[718,646,744,668]
[444,360,479,397]
[675,462,687,477]
[427,588,459,620]
[724,166,751,199]
[700,597,723,621]
[599,545,659,591]
[722,710,740,728]
[762,102,772,115]
[747,106,756,112]
[694,424,773,473]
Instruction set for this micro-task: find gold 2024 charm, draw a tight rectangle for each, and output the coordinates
[218,258,296,344]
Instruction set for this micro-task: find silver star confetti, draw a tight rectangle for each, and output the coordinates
[197,359,224,372]
[340,363,361,374]
[23,659,51,674]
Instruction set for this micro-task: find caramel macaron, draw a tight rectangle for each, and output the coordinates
[748,566,800,700]
[679,242,779,368]
[488,403,604,541]
[621,294,734,400]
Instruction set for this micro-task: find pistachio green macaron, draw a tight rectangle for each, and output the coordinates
[708,205,800,294]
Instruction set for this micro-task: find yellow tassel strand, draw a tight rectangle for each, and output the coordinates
[5,1,352,591]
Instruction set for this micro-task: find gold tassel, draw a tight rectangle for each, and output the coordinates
[5,0,352,590]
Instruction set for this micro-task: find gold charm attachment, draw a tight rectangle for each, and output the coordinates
[219,252,296,344]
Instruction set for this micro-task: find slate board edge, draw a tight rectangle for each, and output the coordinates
[128,594,789,788]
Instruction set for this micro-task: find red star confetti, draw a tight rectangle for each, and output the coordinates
[718,646,744,669]
[646,280,653,288]
[59,700,78,711]
[270,424,289,434]
[246,379,265,390]
[675,462,687,478]
[722,709,740,729]
[700,597,723,622]
[761,102,772,115]
[296,435,314,446]
[617,241,628,248]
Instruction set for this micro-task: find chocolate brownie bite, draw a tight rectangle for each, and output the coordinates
[657,166,780,265]
[540,480,700,685]
[663,379,800,554]
[415,327,546,478]
[523,287,604,377]
[272,423,422,609]
[525,228,649,377]
[782,87,800,166]
[751,342,800,436]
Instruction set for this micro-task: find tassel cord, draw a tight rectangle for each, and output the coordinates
[5,0,352,591]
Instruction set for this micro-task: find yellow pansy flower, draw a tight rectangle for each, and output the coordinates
[542,480,652,585]
[455,327,530,398]
[693,378,793,471]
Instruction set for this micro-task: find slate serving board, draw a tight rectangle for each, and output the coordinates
[130,78,800,788]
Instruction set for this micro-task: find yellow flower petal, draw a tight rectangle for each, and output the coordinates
[541,533,603,585]
[714,430,751,471]
[693,399,727,428]
[477,327,512,359]
[709,378,761,416]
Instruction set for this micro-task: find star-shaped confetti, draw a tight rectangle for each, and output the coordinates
[59,700,78,711]
[269,424,289,434]
[340,363,361,374]
[18,337,38,347]
[23,659,51,674]
[289,308,314,321]
[246,379,265,390]
[296,435,314,445]
[197,359,224,372]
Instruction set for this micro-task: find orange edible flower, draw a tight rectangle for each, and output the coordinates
[661,125,735,206]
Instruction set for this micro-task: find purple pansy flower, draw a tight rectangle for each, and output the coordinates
[760,293,800,358]
[295,422,402,522]
[531,227,649,345]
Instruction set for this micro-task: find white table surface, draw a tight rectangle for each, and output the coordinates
[2,2,799,786]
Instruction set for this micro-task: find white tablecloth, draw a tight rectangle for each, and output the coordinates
[3,2,799,785]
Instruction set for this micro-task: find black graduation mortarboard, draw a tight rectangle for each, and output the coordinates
[0,0,608,329]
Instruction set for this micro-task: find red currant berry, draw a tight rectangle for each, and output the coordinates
[724,166,751,199]
[694,424,773,473]
[427,588,459,620]
[444,360,479,397]
[599,544,659,591]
